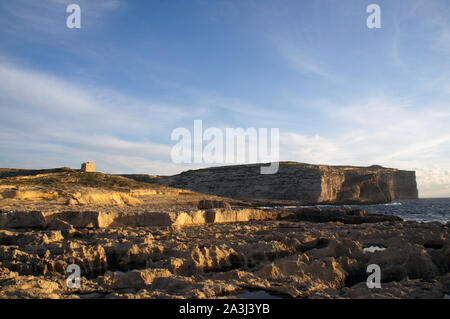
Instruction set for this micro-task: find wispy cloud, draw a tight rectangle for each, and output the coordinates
[277,93,450,197]
[280,133,339,165]
[276,41,325,76]
[272,37,330,78]
[416,167,450,198]
[1,0,450,198]
[0,0,124,36]
[0,61,191,174]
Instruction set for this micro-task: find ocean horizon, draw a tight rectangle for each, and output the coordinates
[309,198,450,224]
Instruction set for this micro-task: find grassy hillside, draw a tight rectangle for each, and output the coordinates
[0,168,170,190]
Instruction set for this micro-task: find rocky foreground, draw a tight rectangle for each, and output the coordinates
[0,169,448,299]
[0,207,449,299]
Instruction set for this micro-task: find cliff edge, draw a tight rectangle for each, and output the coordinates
[154,162,418,204]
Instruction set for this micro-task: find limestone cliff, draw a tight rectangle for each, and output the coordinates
[154,162,418,204]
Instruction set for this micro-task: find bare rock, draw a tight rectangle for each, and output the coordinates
[51,211,116,228]
[155,162,418,204]
[404,249,440,280]
[283,207,402,224]
[198,200,231,210]
[111,269,172,289]
[342,279,446,299]
[47,218,74,231]
[70,191,141,206]
[187,245,245,274]
[112,209,279,227]
[0,211,47,229]
[429,242,450,273]
[0,268,67,299]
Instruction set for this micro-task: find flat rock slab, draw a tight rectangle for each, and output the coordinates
[0,207,403,230]
[0,211,47,229]
[0,208,280,229]
[50,211,115,228]
[282,207,403,224]
[112,208,280,227]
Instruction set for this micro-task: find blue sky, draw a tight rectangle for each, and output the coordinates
[1,0,450,197]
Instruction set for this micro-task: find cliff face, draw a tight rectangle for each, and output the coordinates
[318,166,418,203]
[156,162,418,204]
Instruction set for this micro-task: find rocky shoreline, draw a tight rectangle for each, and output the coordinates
[0,206,448,299]
[0,169,448,299]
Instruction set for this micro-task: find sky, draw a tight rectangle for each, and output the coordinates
[0,0,450,198]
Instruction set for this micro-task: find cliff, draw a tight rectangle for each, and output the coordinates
[153,162,418,204]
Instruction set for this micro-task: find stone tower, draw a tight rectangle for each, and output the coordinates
[81,162,95,172]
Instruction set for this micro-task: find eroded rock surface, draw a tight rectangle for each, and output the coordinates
[0,168,445,299]
[0,211,448,299]
[153,162,418,204]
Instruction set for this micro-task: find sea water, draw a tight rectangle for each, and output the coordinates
[315,198,450,224]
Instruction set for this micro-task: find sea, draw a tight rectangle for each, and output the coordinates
[314,198,450,224]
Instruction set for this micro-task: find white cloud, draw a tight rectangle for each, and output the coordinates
[278,94,450,197]
[277,43,325,76]
[0,62,191,174]
[1,60,450,197]
[270,36,331,78]
[0,62,190,131]
[416,167,450,198]
[280,133,340,165]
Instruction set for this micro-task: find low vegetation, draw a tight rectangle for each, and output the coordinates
[0,168,169,190]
